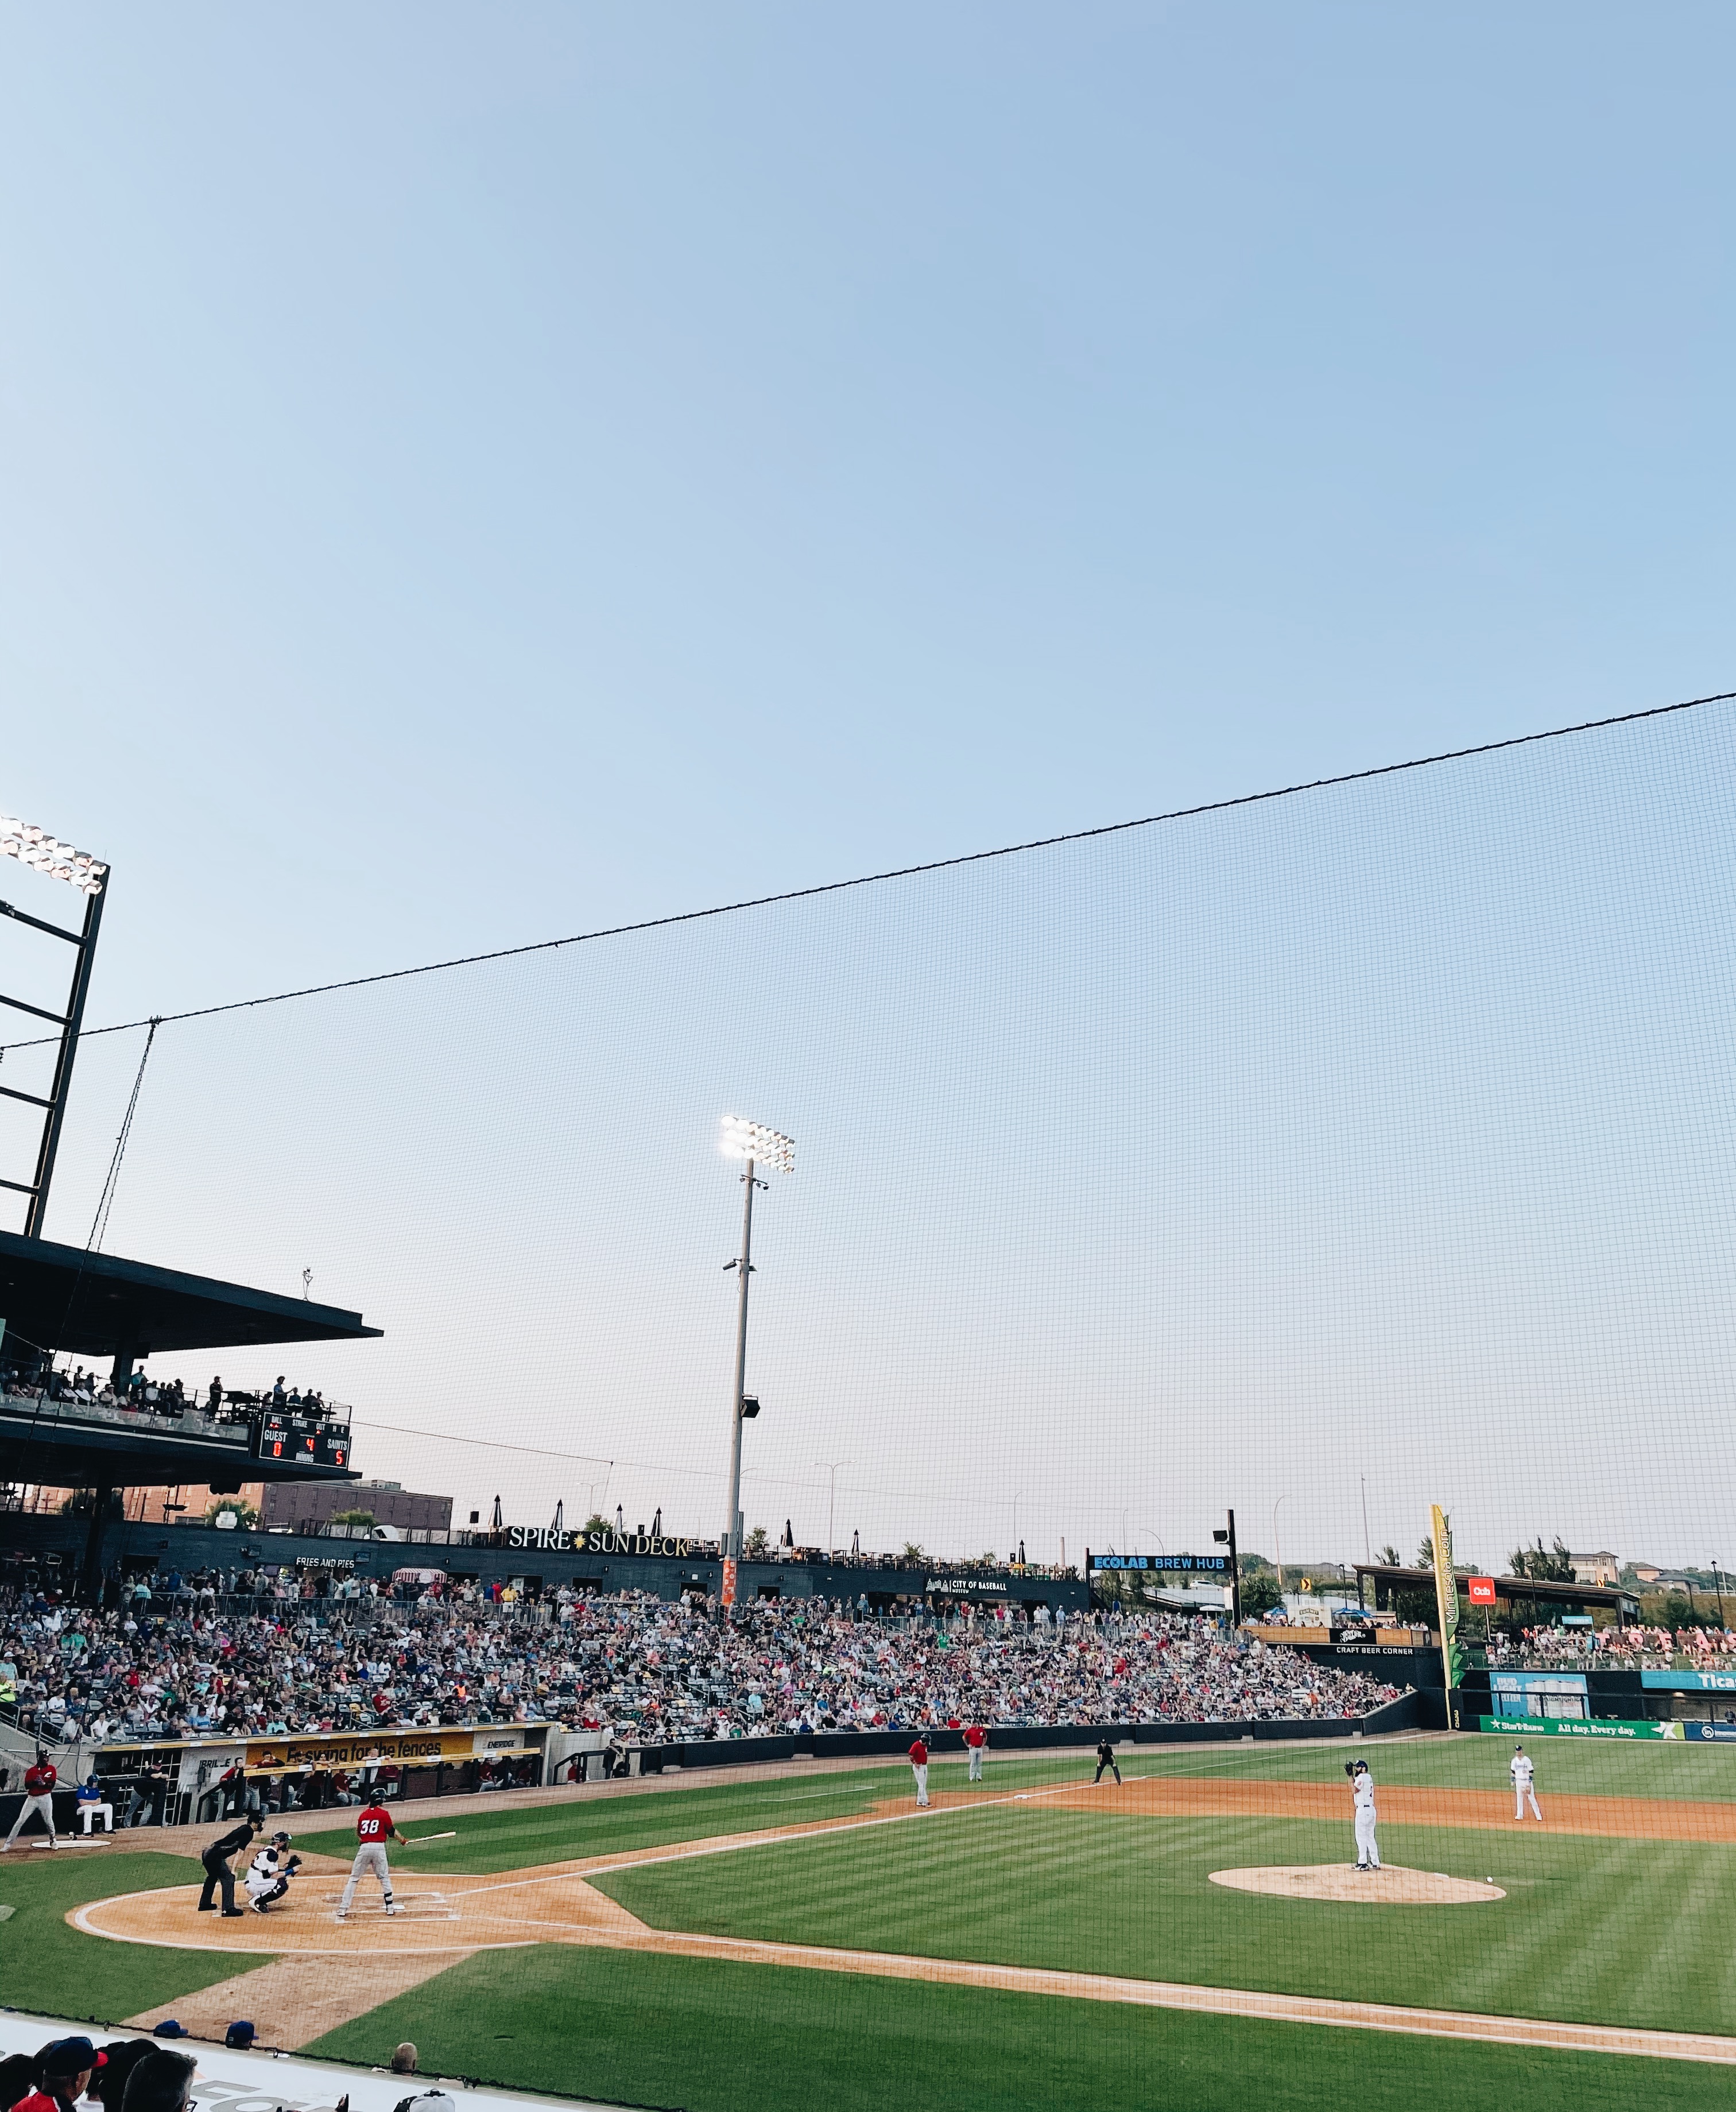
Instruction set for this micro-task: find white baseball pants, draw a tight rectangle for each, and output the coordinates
[1515,1786,1542,1820]
[4,1793,56,1848]
[1354,1811,1380,1867]
[968,1748,983,1781]
[912,1764,929,1807]
[340,1841,394,1912]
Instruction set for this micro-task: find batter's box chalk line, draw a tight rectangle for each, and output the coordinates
[319,1893,459,1920]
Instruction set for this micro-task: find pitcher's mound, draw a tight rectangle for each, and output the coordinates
[1210,1864,1504,1905]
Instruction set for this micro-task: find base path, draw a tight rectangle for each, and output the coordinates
[121,1952,455,2048]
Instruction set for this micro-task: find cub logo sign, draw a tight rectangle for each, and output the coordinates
[721,1557,738,1608]
[1468,1576,1497,1606]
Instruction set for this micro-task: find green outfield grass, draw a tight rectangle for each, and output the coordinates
[0,1847,269,2021]
[1126,1731,1736,1800]
[595,1801,1736,2036]
[293,1758,1072,1871]
[304,1945,1735,2112]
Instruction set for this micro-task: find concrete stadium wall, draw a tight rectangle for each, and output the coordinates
[0,1513,1090,1613]
[638,1693,1425,1773]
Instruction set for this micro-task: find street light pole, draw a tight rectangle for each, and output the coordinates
[1273,1495,1289,1606]
[815,1461,848,1559]
[1714,1561,1727,1630]
[719,1115,795,1561]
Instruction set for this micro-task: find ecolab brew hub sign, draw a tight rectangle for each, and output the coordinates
[506,1527,699,1558]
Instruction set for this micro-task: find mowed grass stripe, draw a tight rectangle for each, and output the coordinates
[303,1941,1736,2112]
[292,1757,1095,1873]
[594,1801,1736,2036]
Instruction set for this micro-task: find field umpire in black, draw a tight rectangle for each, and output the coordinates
[197,1810,262,1915]
[1093,1736,1122,1785]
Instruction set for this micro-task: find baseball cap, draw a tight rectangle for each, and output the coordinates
[40,2040,99,2078]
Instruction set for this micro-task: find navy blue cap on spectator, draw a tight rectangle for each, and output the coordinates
[149,2025,186,2041]
[41,2041,100,2078]
[223,2024,254,2049]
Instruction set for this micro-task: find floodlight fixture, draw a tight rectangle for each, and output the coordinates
[718,1112,795,1566]
[0,814,108,896]
[0,804,111,1237]
[719,1114,795,1173]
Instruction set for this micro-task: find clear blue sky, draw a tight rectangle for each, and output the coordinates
[2,6,1733,1572]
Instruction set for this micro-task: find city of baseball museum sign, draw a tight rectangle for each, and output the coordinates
[506,1526,698,1557]
[927,1575,1010,1596]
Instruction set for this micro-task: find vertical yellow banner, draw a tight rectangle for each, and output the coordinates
[1429,1502,1464,1698]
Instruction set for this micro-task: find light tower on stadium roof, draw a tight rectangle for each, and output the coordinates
[719,1113,794,1565]
[0,809,110,1239]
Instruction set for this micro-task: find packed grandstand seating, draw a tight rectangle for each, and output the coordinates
[1484,1623,1736,1669]
[0,1577,1404,1751]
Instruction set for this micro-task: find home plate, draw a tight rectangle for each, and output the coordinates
[1209,1864,1505,1904]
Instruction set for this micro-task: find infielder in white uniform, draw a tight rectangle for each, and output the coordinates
[1511,1743,1543,1821]
[1347,1757,1380,1869]
[338,1796,402,1918]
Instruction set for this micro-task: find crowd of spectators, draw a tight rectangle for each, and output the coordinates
[0,1580,1402,1751]
[1486,1623,1736,1669]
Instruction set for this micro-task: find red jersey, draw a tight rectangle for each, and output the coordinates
[356,1803,393,1842]
[963,1725,986,1749]
[24,1762,56,1797]
[908,1739,929,1766]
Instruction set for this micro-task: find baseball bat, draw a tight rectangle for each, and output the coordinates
[398,1830,458,1843]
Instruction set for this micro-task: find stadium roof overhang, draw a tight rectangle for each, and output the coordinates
[1352,1563,1641,1621]
[0,1228,382,1360]
[0,1403,359,1491]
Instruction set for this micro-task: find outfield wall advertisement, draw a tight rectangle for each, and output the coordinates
[1478,1713,1680,1740]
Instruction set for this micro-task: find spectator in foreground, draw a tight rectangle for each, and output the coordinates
[0,2056,37,2112]
[119,2053,195,2112]
[12,2040,100,2112]
[389,2047,418,2076]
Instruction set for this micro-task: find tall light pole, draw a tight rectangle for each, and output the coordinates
[815,1461,848,1559]
[719,1114,795,1560]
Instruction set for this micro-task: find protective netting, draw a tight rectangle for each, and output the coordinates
[25,698,1736,1566]
[6,700,1736,2109]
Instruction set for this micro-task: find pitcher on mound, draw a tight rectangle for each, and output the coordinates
[338,1793,402,1919]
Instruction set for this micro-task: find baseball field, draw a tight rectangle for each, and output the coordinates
[7,1732,1736,2111]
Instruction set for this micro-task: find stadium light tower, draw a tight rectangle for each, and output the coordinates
[719,1114,795,1561]
[0,811,109,1239]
